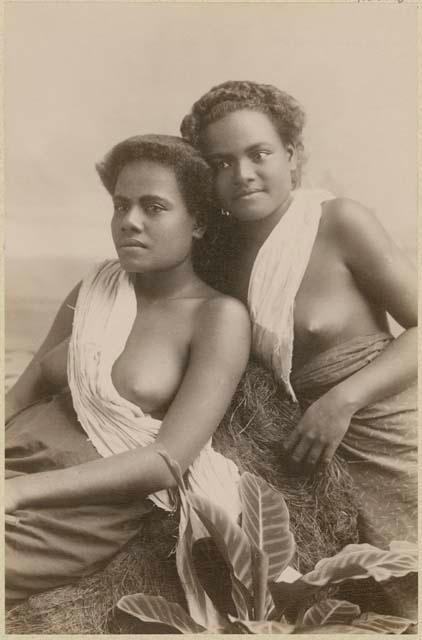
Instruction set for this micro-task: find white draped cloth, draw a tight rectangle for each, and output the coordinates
[248,188,334,401]
[67,259,241,518]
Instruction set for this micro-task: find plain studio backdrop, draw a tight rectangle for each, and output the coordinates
[5,3,417,363]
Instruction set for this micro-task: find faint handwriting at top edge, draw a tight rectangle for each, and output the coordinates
[357,0,406,3]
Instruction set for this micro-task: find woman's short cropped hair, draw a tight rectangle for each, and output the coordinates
[181,80,306,186]
[96,134,215,227]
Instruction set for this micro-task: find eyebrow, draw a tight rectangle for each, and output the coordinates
[205,142,274,160]
[113,194,172,207]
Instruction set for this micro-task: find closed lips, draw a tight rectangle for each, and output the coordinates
[120,239,147,248]
[235,189,262,198]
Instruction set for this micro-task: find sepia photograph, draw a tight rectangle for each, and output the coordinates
[4,1,418,635]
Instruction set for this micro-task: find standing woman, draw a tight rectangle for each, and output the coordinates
[181,81,417,548]
[5,135,250,604]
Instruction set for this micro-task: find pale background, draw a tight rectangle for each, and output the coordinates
[5,2,417,381]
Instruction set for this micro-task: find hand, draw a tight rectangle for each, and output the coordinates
[283,390,354,468]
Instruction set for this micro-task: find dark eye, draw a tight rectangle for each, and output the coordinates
[113,202,128,215]
[211,159,231,171]
[251,150,270,162]
[145,204,165,215]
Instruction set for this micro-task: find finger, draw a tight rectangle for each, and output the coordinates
[320,442,338,467]
[5,514,20,526]
[290,437,313,463]
[283,427,301,452]
[304,442,325,467]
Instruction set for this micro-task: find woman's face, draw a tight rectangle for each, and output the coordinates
[111,160,197,273]
[201,109,296,223]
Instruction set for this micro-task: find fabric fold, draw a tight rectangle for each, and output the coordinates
[67,259,241,517]
[246,188,417,547]
[247,188,334,400]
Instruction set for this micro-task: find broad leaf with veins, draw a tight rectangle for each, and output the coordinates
[157,449,224,629]
[117,594,206,634]
[303,599,361,627]
[187,490,253,619]
[352,612,415,634]
[239,472,295,581]
[301,541,418,586]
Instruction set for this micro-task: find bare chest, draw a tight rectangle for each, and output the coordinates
[111,301,199,416]
[230,232,370,355]
[293,245,357,352]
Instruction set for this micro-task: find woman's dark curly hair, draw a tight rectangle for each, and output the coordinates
[96,134,215,228]
[96,134,221,280]
[181,80,306,187]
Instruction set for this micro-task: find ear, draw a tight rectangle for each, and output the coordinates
[192,223,207,240]
[285,144,297,170]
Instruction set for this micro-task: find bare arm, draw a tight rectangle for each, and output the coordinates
[6,297,251,510]
[286,198,417,466]
[5,283,81,423]
[325,198,416,409]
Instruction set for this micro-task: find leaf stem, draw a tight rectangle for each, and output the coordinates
[251,546,269,620]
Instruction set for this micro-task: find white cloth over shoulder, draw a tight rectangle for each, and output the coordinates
[67,259,241,518]
[248,188,334,401]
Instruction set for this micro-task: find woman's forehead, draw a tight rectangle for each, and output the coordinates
[201,109,282,155]
[114,160,180,197]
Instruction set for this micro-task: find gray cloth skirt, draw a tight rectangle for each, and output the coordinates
[292,332,417,548]
[5,390,153,604]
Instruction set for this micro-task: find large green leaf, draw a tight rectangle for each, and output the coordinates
[352,612,415,634]
[186,489,252,619]
[239,473,295,582]
[269,577,318,620]
[157,449,224,629]
[177,509,223,628]
[301,541,417,586]
[187,490,253,589]
[271,540,418,619]
[117,594,206,634]
[302,599,360,627]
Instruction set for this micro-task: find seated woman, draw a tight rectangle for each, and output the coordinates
[5,134,251,605]
[181,80,417,549]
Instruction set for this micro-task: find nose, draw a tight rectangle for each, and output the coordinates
[120,204,146,232]
[233,158,255,185]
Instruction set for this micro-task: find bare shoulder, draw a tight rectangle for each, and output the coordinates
[321,197,376,232]
[196,293,250,331]
[191,293,251,358]
[320,197,387,250]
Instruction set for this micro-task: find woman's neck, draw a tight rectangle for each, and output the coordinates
[132,258,202,304]
[236,190,294,249]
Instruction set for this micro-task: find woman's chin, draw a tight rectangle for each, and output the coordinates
[118,256,147,273]
[231,206,272,223]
